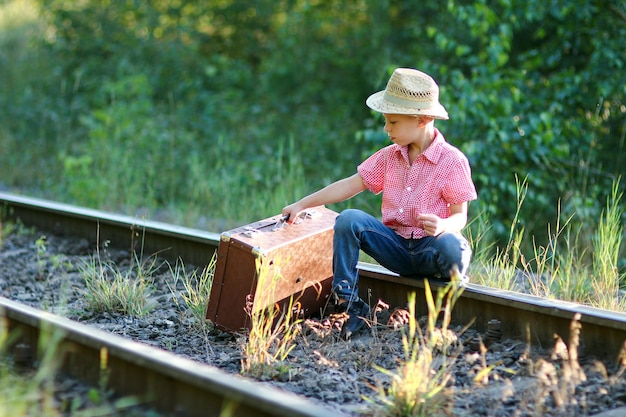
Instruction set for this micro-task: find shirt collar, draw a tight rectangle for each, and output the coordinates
[395,128,446,164]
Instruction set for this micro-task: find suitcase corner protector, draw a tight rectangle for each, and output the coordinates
[251,246,266,257]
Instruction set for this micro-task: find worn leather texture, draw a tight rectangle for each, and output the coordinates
[206,207,338,332]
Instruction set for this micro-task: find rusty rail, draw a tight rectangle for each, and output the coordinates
[2,191,626,364]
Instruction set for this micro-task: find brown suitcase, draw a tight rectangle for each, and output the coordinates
[206,206,338,332]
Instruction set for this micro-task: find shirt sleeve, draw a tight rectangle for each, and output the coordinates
[357,146,392,195]
[443,155,478,204]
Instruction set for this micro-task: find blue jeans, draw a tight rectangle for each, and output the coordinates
[332,209,472,302]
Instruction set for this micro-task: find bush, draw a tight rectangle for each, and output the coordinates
[0,0,623,266]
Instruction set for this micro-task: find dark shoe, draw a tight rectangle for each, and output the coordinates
[338,299,370,340]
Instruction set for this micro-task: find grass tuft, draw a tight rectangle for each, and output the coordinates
[590,180,625,311]
[532,313,588,414]
[241,257,302,380]
[76,245,159,318]
[470,176,528,292]
[471,177,625,312]
[367,272,466,416]
[167,255,216,329]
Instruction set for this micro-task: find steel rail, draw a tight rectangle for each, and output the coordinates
[1,297,338,417]
[357,263,626,361]
[0,191,221,266]
[2,191,626,363]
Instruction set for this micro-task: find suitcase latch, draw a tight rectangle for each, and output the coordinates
[241,227,261,239]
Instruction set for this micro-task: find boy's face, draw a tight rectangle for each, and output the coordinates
[382,114,428,146]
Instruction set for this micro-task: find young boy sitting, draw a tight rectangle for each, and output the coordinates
[282,68,477,339]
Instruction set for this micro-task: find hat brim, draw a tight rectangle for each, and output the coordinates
[366,90,449,120]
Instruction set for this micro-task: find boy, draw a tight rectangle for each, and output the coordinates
[282,68,477,339]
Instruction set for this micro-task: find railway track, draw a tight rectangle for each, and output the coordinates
[2,191,626,416]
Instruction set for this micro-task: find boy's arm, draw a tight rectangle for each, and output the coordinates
[417,202,468,236]
[282,173,366,222]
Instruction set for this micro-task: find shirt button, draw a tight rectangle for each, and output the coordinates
[399,208,404,213]
[406,186,412,191]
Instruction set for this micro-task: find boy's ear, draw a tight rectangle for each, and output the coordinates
[417,116,435,126]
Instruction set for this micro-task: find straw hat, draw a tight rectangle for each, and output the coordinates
[366,68,449,120]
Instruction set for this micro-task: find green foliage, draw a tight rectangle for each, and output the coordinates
[0,0,624,263]
[434,0,626,245]
[60,73,185,210]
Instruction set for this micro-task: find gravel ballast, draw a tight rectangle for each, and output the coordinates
[1,226,625,416]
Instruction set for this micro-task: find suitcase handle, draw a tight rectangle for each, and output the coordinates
[272,209,321,231]
[271,214,290,232]
[239,209,324,238]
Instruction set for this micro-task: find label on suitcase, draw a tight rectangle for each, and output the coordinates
[206,206,338,332]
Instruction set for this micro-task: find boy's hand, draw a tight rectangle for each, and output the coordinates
[281,203,304,224]
[416,213,445,236]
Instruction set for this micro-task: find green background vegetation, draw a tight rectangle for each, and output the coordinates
[1,0,624,266]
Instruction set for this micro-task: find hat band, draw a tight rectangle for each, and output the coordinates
[383,91,434,110]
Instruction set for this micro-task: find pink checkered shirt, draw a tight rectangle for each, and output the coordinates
[357,129,477,239]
